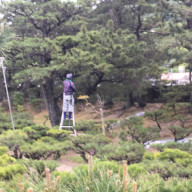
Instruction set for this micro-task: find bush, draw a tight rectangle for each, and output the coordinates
[23,125,50,140]
[74,120,100,133]
[128,164,146,178]
[71,134,111,162]
[12,92,24,107]
[120,117,160,143]
[45,160,59,172]
[46,128,72,140]
[143,151,154,160]
[151,142,192,153]
[29,98,44,111]
[19,159,59,175]
[54,171,76,186]
[93,160,121,174]
[159,148,192,163]
[0,154,25,180]
[98,141,145,164]
[0,146,8,156]
[143,159,175,179]
[21,140,72,160]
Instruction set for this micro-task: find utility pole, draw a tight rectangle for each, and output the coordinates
[0,57,15,130]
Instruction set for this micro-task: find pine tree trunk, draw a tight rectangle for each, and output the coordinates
[137,95,146,108]
[41,78,60,126]
[127,93,135,107]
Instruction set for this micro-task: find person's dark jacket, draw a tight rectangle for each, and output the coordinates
[63,80,76,95]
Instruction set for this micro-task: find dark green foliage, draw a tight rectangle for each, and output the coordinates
[71,134,111,162]
[1,0,84,126]
[104,119,118,135]
[20,159,59,175]
[0,130,28,159]
[12,91,24,107]
[74,120,100,133]
[29,98,44,111]
[23,124,50,140]
[151,142,192,153]
[159,148,192,163]
[144,110,167,130]
[20,140,72,160]
[143,159,176,179]
[0,110,34,132]
[168,125,192,141]
[97,141,145,164]
[120,116,160,143]
[46,128,72,141]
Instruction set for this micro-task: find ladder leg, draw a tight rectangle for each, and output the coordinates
[72,104,77,136]
[59,93,65,130]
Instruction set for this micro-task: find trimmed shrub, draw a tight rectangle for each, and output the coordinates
[0,146,8,156]
[128,164,146,178]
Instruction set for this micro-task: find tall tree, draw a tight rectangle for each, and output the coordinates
[159,0,192,103]
[53,22,162,106]
[84,0,167,106]
[1,0,84,126]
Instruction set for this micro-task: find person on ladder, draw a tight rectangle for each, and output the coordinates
[63,73,76,120]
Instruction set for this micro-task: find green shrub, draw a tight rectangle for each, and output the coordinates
[159,148,192,163]
[16,105,24,112]
[174,167,192,178]
[0,154,25,180]
[54,171,76,186]
[12,91,24,107]
[22,159,45,175]
[29,98,44,111]
[143,159,175,179]
[71,134,111,162]
[151,142,192,153]
[98,141,145,164]
[23,125,50,140]
[74,120,100,133]
[93,160,121,174]
[45,160,59,172]
[120,117,160,143]
[0,146,8,156]
[21,140,71,160]
[46,128,72,140]
[128,164,146,178]
[143,151,154,160]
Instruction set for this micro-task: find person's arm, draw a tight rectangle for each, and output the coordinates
[71,82,76,92]
[63,81,65,92]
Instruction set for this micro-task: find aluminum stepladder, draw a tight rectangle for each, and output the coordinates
[59,93,77,136]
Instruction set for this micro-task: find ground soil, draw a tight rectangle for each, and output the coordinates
[56,151,84,173]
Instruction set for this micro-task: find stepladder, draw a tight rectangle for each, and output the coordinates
[59,93,77,136]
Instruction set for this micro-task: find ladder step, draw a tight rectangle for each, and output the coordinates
[62,126,74,128]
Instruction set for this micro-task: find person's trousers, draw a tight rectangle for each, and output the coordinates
[63,95,74,112]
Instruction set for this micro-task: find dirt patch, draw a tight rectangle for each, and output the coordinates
[56,151,86,173]
[56,160,82,172]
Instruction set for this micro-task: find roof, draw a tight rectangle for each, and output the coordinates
[161,72,190,85]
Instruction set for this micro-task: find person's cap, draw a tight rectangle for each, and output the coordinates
[66,73,72,79]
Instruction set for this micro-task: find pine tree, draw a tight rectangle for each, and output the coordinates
[1,0,84,126]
